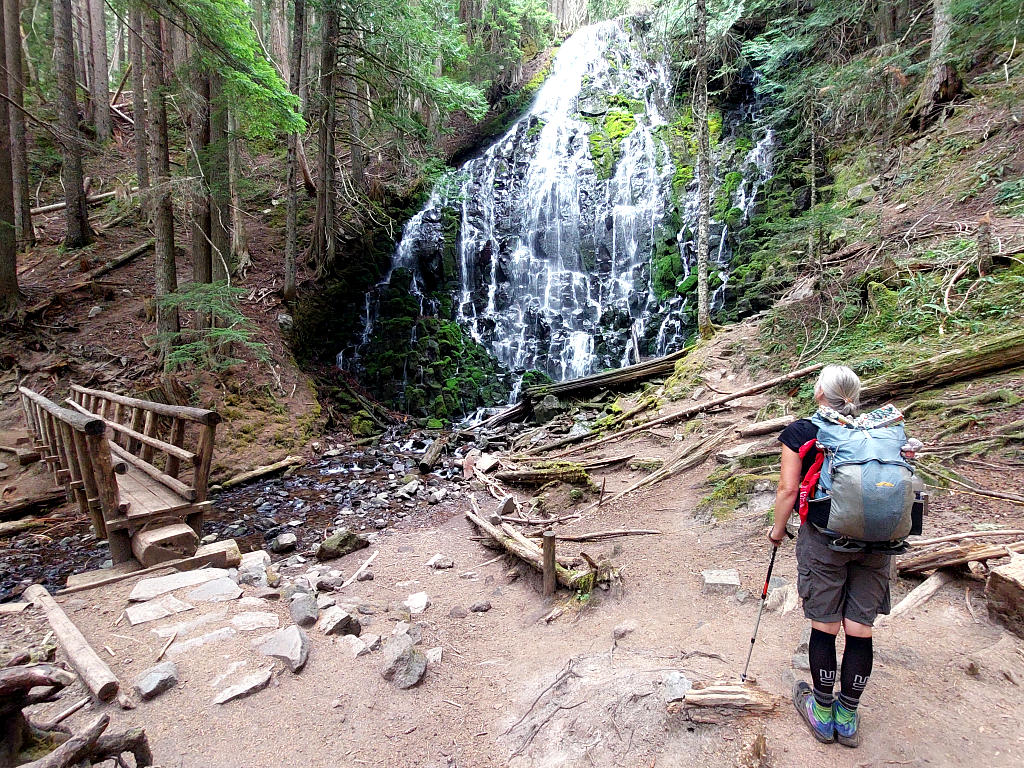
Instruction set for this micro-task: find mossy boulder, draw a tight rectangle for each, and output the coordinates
[316,529,370,561]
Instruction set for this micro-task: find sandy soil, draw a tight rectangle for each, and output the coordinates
[5,369,1024,768]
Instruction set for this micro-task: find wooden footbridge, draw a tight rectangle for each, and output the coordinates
[18,384,221,568]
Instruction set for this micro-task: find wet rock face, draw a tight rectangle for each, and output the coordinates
[350,19,776,413]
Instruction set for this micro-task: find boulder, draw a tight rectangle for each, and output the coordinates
[237,550,271,586]
[319,606,362,637]
[289,593,319,628]
[316,529,370,561]
[270,533,297,554]
[134,661,179,701]
[258,625,310,673]
[404,592,431,615]
[533,394,563,424]
[380,635,427,689]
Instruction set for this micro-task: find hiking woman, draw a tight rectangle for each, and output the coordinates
[768,365,888,748]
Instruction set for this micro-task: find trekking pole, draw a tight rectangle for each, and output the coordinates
[740,528,794,684]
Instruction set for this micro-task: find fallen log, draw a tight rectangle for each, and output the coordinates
[0,517,49,537]
[59,539,242,594]
[986,555,1024,638]
[26,239,155,316]
[30,188,128,216]
[466,496,596,590]
[0,443,42,465]
[898,540,1024,576]
[546,364,823,459]
[494,464,592,486]
[23,585,120,701]
[875,570,954,626]
[213,455,304,491]
[419,436,448,474]
[736,415,795,437]
[910,529,1024,548]
[526,347,690,400]
[860,328,1024,402]
[0,488,66,520]
[668,681,781,724]
[540,528,661,542]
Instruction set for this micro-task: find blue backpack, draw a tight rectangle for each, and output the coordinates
[807,405,916,543]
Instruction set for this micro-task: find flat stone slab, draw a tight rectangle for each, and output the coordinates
[129,568,230,602]
[230,611,280,631]
[187,577,243,603]
[151,610,228,639]
[125,595,194,626]
[134,661,179,700]
[404,592,430,615]
[166,627,236,658]
[701,569,741,595]
[258,625,309,673]
[213,668,273,704]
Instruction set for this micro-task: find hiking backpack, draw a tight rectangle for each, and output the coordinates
[802,405,918,543]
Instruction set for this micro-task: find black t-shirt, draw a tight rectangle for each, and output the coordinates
[778,418,820,511]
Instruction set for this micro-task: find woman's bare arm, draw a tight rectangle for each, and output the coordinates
[769,446,802,545]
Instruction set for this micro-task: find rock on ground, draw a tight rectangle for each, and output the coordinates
[470,600,492,613]
[187,577,242,603]
[134,661,179,701]
[701,569,741,595]
[270,533,298,554]
[289,593,319,628]
[259,625,310,673]
[404,592,430,614]
[213,668,274,704]
[230,612,280,631]
[316,529,370,561]
[319,606,361,637]
[380,635,427,689]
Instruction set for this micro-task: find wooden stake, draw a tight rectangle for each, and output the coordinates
[542,532,556,596]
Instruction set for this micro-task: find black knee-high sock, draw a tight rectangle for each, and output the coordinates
[839,635,873,710]
[808,628,837,707]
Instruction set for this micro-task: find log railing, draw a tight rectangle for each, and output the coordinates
[68,384,221,503]
[18,387,132,563]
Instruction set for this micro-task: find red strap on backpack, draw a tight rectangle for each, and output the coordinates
[796,439,823,525]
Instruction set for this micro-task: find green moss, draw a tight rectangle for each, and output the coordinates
[698,472,777,521]
[350,410,377,436]
[587,108,638,180]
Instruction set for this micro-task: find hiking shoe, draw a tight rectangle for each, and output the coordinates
[792,681,835,744]
[833,700,862,748]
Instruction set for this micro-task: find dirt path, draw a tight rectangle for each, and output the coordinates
[6,371,1024,768]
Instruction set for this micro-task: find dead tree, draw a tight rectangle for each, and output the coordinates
[4,0,33,249]
[129,8,150,207]
[86,0,112,141]
[284,0,306,302]
[53,0,94,248]
[0,2,16,316]
[143,12,179,365]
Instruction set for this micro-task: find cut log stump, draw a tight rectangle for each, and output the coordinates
[130,523,199,567]
[667,680,782,724]
[986,555,1024,639]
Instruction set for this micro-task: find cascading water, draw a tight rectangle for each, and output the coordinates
[350,17,774,415]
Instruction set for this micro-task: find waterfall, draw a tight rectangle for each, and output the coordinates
[351,18,774,413]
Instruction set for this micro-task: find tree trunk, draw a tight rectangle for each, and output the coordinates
[5,0,32,249]
[227,110,249,272]
[0,2,16,315]
[913,0,960,125]
[284,0,305,302]
[208,71,230,282]
[189,64,212,330]
[312,9,338,269]
[53,0,93,248]
[269,0,289,82]
[341,55,365,192]
[143,13,178,367]
[129,8,149,206]
[694,0,713,340]
[87,0,111,141]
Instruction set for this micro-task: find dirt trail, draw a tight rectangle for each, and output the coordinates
[4,334,1024,767]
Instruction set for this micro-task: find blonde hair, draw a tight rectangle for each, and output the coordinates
[815,364,861,416]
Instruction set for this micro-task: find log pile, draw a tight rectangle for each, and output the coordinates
[466,496,610,591]
[898,538,1024,576]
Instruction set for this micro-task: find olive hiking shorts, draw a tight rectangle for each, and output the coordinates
[796,523,892,626]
